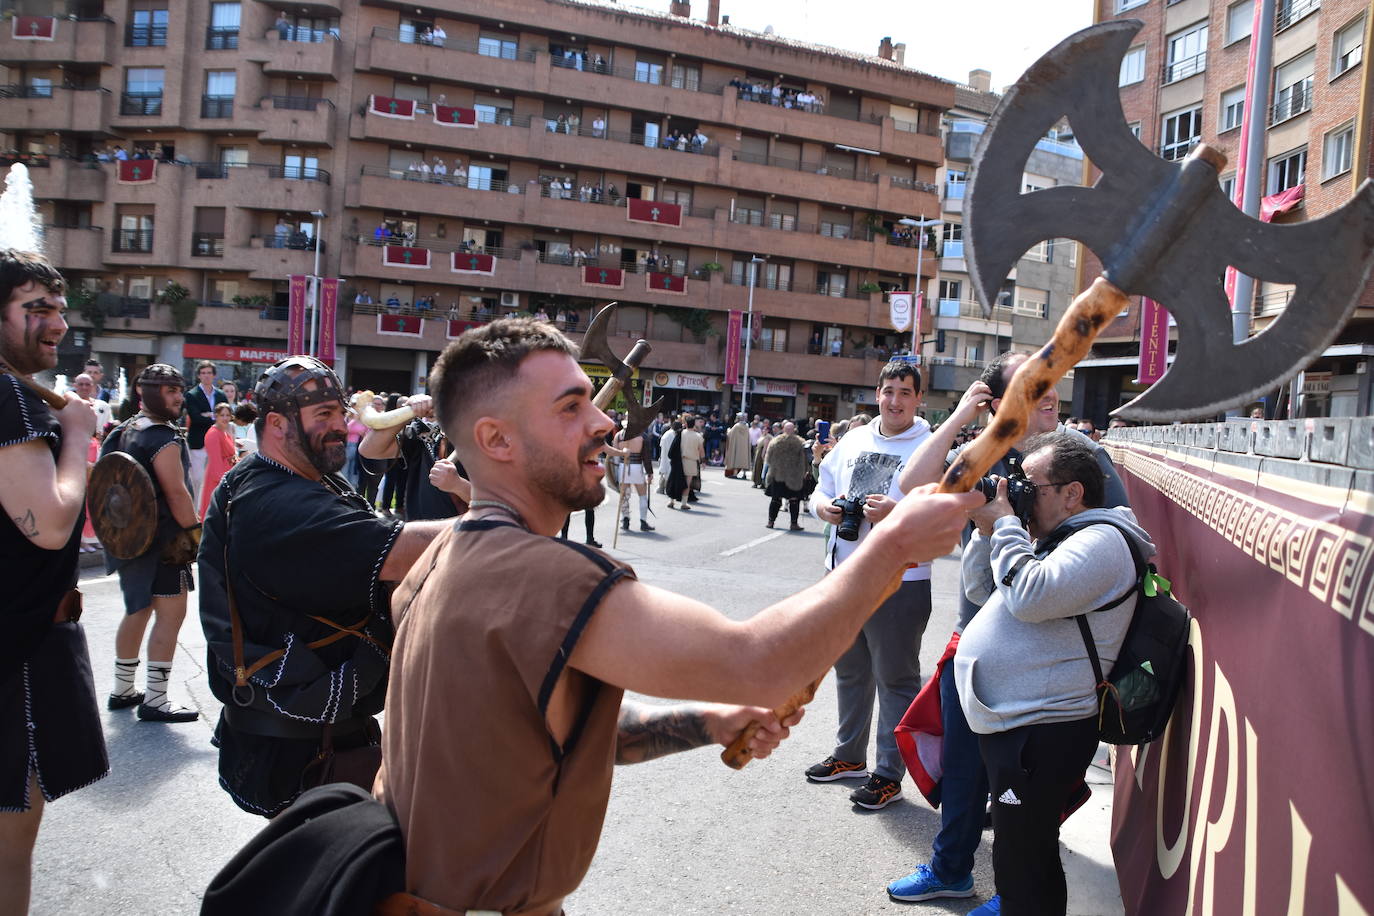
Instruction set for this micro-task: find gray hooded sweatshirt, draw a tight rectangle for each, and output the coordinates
[954,507,1156,735]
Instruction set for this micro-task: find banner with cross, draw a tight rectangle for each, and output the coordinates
[582,265,625,289]
[433,104,478,128]
[645,271,687,295]
[116,160,156,184]
[626,198,683,228]
[378,314,425,337]
[383,245,431,269]
[13,16,56,39]
[450,251,495,276]
[446,319,481,339]
[368,95,416,120]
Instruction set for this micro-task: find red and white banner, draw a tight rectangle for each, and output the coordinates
[433,104,477,128]
[184,344,288,364]
[626,199,682,227]
[13,16,56,39]
[889,291,914,333]
[646,271,687,295]
[1261,183,1304,221]
[318,278,339,362]
[287,275,307,356]
[1135,298,1169,385]
[751,311,763,343]
[582,266,624,289]
[383,245,430,269]
[377,314,424,337]
[117,160,156,184]
[450,251,495,276]
[368,95,416,119]
[446,319,480,339]
[724,310,743,386]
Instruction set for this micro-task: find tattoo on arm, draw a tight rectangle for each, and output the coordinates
[615,701,712,765]
[13,508,38,538]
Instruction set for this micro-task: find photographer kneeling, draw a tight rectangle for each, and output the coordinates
[956,430,1155,916]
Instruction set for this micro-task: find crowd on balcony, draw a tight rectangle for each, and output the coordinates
[401,157,470,185]
[728,78,825,113]
[543,178,621,205]
[660,129,711,153]
[551,48,610,74]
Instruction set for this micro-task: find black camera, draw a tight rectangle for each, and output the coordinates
[831,496,866,541]
[973,474,1037,527]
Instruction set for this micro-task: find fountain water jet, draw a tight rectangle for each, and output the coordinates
[0,162,45,254]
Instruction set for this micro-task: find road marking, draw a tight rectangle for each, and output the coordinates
[719,531,785,557]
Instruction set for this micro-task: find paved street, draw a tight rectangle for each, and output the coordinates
[32,467,1123,915]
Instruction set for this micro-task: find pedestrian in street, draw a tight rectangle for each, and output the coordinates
[663,419,685,506]
[752,420,773,488]
[199,403,236,519]
[763,421,808,530]
[0,250,108,914]
[614,420,655,532]
[724,412,752,478]
[674,416,704,509]
[185,361,228,508]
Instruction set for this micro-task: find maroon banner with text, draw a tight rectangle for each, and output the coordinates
[287,275,307,355]
[1105,439,1374,915]
[724,310,743,386]
[450,251,495,275]
[433,104,477,127]
[13,16,56,39]
[582,265,624,289]
[383,245,430,269]
[117,159,155,184]
[626,198,682,227]
[646,271,687,295]
[368,95,415,119]
[318,278,339,362]
[1136,298,1169,385]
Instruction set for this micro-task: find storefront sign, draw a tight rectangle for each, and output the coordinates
[652,370,721,391]
[184,344,289,364]
[580,363,640,381]
[748,378,797,397]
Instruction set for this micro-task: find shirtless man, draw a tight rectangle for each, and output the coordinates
[375,318,980,915]
[613,419,653,532]
[0,250,108,912]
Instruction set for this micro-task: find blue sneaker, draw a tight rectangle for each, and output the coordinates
[886,863,976,902]
[967,895,1001,915]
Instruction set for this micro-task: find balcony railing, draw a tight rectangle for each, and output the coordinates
[119,92,162,116]
[267,94,333,111]
[1276,0,1320,31]
[356,236,520,260]
[370,27,538,62]
[934,299,1015,321]
[1270,82,1313,124]
[200,95,234,119]
[187,161,331,184]
[271,165,330,183]
[730,150,877,183]
[191,234,224,257]
[890,176,941,193]
[125,23,166,46]
[1164,51,1206,83]
[206,27,239,50]
[0,84,54,99]
[113,229,154,253]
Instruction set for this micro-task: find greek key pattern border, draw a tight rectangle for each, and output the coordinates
[1108,444,1374,635]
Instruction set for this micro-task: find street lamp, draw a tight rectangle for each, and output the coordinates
[741,255,765,416]
[308,209,326,357]
[898,216,942,359]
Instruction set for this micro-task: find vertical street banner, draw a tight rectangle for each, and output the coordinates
[287,274,307,356]
[1135,298,1169,384]
[13,16,56,39]
[318,278,339,362]
[116,160,156,184]
[433,104,478,128]
[724,310,743,386]
[626,199,683,227]
[889,291,914,332]
[368,95,416,119]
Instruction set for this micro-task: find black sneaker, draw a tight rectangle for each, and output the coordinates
[640,520,655,531]
[850,774,903,809]
[137,702,198,723]
[804,756,869,782]
[621,517,630,531]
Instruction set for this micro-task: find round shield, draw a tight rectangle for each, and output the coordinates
[88,451,157,559]
[604,454,622,492]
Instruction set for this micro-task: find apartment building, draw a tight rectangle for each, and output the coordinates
[919,68,1086,422]
[0,0,956,420]
[1079,0,1372,420]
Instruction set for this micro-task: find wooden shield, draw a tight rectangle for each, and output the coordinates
[604,454,622,492]
[88,451,156,559]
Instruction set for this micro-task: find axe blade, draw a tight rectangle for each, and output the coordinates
[966,19,1374,421]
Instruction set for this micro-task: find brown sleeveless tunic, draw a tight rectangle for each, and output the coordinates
[376,518,636,915]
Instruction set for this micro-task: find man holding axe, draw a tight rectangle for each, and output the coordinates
[373,318,981,916]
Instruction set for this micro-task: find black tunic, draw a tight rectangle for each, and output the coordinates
[358,419,465,521]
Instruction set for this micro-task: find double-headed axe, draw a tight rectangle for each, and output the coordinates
[581,302,663,415]
[719,20,1374,770]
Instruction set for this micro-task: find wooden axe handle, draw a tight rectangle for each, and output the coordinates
[591,340,651,411]
[720,568,906,769]
[0,359,68,411]
[939,276,1129,494]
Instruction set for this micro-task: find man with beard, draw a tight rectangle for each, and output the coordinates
[101,363,202,722]
[374,319,981,915]
[0,250,107,912]
[198,356,449,817]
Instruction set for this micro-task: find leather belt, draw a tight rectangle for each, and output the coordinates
[222,703,371,741]
[53,588,83,624]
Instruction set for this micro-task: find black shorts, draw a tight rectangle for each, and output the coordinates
[113,550,194,616]
[0,622,108,810]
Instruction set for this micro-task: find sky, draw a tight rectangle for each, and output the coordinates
[630,0,1096,89]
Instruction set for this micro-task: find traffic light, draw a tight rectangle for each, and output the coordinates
[936,329,946,353]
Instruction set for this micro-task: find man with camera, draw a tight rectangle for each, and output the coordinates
[806,360,934,810]
[885,351,1128,912]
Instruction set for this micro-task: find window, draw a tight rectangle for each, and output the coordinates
[121,67,164,115]
[1277,0,1320,31]
[207,2,240,49]
[116,211,154,253]
[1272,51,1314,123]
[1220,86,1246,131]
[1267,148,1306,194]
[1165,22,1208,82]
[127,2,167,46]
[938,279,962,314]
[1116,0,1148,10]
[817,271,847,298]
[1160,106,1201,160]
[1128,121,1142,139]
[945,169,967,199]
[1323,123,1354,180]
[1023,239,1050,262]
[1023,174,1053,193]
[820,210,850,239]
[1220,173,1237,202]
[202,70,235,118]
[1119,46,1145,86]
[1014,287,1048,319]
[763,262,792,292]
[478,32,517,59]
[1226,0,1253,44]
[670,63,701,91]
[467,164,507,191]
[26,77,52,98]
[284,15,337,42]
[1332,16,1364,76]
[282,153,319,181]
[942,222,964,259]
[635,60,664,85]
[1060,239,1078,268]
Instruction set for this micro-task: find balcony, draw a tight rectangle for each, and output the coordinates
[351,166,527,222]
[0,16,114,65]
[246,32,342,80]
[1270,81,1313,125]
[205,27,239,50]
[1163,51,1206,84]
[0,85,110,132]
[13,156,106,202]
[253,96,336,146]
[42,225,104,272]
[1276,0,1320,31]
[932,299,1014,335]
[186,161,330,212]
[124,22,167,48]
[118,91,162,117]
[112,228,154,254]
[231,236,327,282]
[200,95,235,119]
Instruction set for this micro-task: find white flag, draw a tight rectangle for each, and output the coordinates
[889,291,914,333]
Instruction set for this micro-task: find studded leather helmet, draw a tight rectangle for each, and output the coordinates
[254,355,345,418]
[135,363,186,388]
